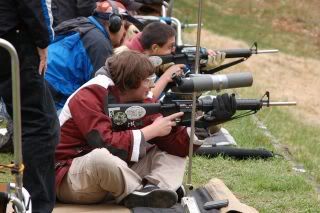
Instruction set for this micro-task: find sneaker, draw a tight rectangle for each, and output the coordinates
[123,185,178,208]
[176,185,186,203]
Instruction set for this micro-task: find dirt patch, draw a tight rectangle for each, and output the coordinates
[183,29,320,126]
[272,17,320,39]
[272,17,306,34]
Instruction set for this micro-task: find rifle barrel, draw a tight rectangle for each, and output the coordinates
[181,23,201,29]
[262,101,296,106]
[256,49,279,54]
[222,49,279,58]
[235,99,296,110]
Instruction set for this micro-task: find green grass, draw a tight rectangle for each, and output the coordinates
[173,0,320,60]
[173,1,320,210]
[191,156,320,212]
[256,107,320,182]
[189,112,320,212]
[3,114,318,212]
[0,120,6,128]
[0,118,13,182]
[0,153,13,183]
[1,1,320,211]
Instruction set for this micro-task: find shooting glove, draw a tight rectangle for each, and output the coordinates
[201,51,226,71]
[203,93,236,123]
[155,62,175,76]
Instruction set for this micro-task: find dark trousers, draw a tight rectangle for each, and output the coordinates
[0,29,60,213]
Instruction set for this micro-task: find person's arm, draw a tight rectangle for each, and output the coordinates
[67,83,141,162]
[149,125,202,157]
[152,64,184,99]
[153,93,238,157]
[66,81,183,162]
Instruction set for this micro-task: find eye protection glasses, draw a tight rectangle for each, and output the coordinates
[143,74,157,86]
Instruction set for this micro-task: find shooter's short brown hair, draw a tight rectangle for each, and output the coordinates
[106,51,155,92]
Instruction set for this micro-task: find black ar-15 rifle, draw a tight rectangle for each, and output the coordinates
[107,92,296,129]
[155,42,278,74]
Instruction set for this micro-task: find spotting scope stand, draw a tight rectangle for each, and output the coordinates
[0,39,31,213]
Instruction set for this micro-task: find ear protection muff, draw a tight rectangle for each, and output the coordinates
[107,0,123,33]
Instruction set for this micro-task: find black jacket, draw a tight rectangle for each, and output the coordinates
[52,0,96,27]
[0,0,54,48]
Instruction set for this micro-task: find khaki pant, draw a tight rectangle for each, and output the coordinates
[56,147,186,204]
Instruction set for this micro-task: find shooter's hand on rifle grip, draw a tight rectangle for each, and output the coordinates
[152,64,185,99]
[204,93,236,122]
[162,64,185,82]
[141,112,184,141]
